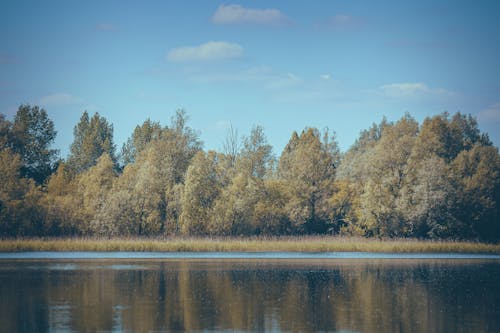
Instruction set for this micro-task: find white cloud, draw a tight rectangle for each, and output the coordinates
[379,83,454,99]
[478,102,500,122]
[167,41,244,62]
[320,74,331,80]
[212,4,289,25]
[39,93,83,106]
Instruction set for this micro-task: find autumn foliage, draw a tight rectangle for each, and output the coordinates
[1,106,499,241]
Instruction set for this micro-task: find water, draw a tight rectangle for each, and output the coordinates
[1,253,499,332]
[2,251,500,259]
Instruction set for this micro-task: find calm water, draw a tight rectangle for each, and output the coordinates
[1,253,499,333]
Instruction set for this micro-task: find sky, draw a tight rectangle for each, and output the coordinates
[1,1,500,157]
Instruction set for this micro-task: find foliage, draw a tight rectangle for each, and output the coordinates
[0,105,58,184]
[278,128,340,233]
[67,111,117,174]
[120,118,162,166]
[1,108,499,242]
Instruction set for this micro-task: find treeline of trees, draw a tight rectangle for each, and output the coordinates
[1,105,499,241]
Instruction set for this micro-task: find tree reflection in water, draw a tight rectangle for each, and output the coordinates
[0,259,499,332]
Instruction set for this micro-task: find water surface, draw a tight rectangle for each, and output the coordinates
[1,253,499,332]
[2,251,500,259]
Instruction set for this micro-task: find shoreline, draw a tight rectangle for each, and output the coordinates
[1,237,499,254]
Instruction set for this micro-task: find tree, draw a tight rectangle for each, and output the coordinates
[67,111,116,174]
[208,125,278,235]
[336,118,389,187]
[210,172,261,235]
[93,110,202,236]
[0,114,13,150]
[8,105,58,184]
[179,151,223,235]
[0,149,43,236]
[278,128,340,233]
[357,114,419,237]
[398,156,454,238]
[222,123,240,169]
[449,144,500,240]
[253,179,291,235]
[327,179,360,235]
[120,118,162,166]
[334,119,390,236]
[410,112,491,163]
[238,125,273,179]
[43,162,80,235]
[75,154,116,234]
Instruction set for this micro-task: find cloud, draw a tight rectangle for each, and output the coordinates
[478,102,500,122]
[39,93,83,107]
[167,41,244,62]
[212,4,289,25]
[320,74,331,80]
[379,83,454,99]
[95,23,118,31]
[318,14,362,31]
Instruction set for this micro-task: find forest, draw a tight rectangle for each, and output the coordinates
[1,105,499,241]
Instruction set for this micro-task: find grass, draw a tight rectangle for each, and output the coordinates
[0,236,499,253]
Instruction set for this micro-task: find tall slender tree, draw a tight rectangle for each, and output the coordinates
[67,111,116,174]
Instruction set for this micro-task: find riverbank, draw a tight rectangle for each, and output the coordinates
[1,237,499,253]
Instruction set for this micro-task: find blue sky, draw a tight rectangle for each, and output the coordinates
[1,1,500,156]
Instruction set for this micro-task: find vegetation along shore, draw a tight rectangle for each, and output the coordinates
[1,237,499,254]
[1,106,499,242]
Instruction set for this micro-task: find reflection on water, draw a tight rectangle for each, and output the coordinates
[1,259,499,332]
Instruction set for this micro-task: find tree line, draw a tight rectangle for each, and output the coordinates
[1,105,499,241]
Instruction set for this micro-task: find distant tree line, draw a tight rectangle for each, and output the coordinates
[1,105,499,241]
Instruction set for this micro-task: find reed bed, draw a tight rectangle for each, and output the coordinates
[0,236,499,253]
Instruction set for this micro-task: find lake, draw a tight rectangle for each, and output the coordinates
[1,252,499,332]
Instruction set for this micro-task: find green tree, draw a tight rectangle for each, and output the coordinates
[8,105,58,184]
[180,151,223,235]
[398,156,454,238]
[209,125,275,235]
[337,118,388,182]
[334,119,389,236]
[43,163,80,235]
[449,144,500,240]
[278,128,340,233]
[358,114,419,237]
[411,112,491,163]
[75,154,116,234]
[238,125,273,179]
[253,179,291,235]
[0,149,43,236]
[120,118,162,166]
[93,110,202,236]
[67,111,116,174]
[0,114,13,150]
[210,173,261,235]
